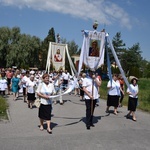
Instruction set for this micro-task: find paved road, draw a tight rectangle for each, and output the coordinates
[0,93,150,150]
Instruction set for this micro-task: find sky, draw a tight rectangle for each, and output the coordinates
[0,0,150,61]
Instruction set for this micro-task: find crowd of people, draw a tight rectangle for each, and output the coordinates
[0,67,139,133]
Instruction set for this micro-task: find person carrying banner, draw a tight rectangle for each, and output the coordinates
[82,70,101,130]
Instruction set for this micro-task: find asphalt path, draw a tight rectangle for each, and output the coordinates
[0,93,150,150]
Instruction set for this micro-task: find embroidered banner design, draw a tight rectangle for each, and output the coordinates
[51,43,66,71]
[78,30,106,74]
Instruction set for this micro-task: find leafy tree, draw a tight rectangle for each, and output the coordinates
[109,32,126,63]
[0,27,11,67]
[0,26,41,68]
[121,43,142,77]
[104,32,126,75]
[40,27,56,69]
[6,27,21,67]
[142,61,150,78]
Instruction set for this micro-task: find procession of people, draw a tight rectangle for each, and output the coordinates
[0,67,139,134]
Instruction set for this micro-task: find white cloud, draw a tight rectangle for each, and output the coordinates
[0,0,132,29]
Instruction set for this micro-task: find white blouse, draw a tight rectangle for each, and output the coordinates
[36,82,55,105]
[127,84,139,98]
[107,80,120,96]
[82,77,99,99]
[26,80,36,94]
[0,78,7,91]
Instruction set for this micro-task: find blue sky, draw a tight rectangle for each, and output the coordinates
[0,0,150,61]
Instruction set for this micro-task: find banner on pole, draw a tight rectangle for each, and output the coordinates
[78,30,106,74]
[51,43,66,71]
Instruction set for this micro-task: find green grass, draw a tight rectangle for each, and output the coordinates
[0,96,8,120]
[100,78,150,112]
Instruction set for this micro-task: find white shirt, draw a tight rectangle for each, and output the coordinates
[22,76,29,88]
[127,84,138,98]
[26,80,36,93]
[62,72,70,80]
[82,77,99,99]
[107,80,120,96]
[36,82,55,105]
[0,78,7,91]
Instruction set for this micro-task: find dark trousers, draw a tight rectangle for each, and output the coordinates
[119,91,124,104]
[85,99,96,127]
[63,80,68,90]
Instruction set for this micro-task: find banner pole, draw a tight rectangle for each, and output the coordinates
[91,78,94,115]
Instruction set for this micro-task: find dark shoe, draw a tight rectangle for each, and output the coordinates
[105,110,109,113]
[47,129,52,134]
[86,126,90,130]
[126,114,130,119]
[90,124,95,127]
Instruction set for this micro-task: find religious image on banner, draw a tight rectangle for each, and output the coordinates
[51,43,66,71]
[54,48,63,62]
[89,39,100,57]
[78,30,106,74]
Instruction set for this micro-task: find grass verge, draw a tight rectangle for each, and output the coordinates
[0,96,8,120]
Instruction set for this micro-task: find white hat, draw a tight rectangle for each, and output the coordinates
[129,76,138,81]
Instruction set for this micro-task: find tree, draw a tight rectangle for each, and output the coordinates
[0,26,41,68]
[141,60,150,78]
[104,32,126,74]
[40,27,56,69]
[121,43,142,77]
[0,27,11,67]
[109,32,126,63]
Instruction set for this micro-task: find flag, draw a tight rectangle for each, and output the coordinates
[78,30,106,74]
[51,43,66,71]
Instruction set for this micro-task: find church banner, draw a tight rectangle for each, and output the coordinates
[51,43,66,71]
[78,30,106,74]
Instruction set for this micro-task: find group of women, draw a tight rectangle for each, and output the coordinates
[106,74,139,121]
